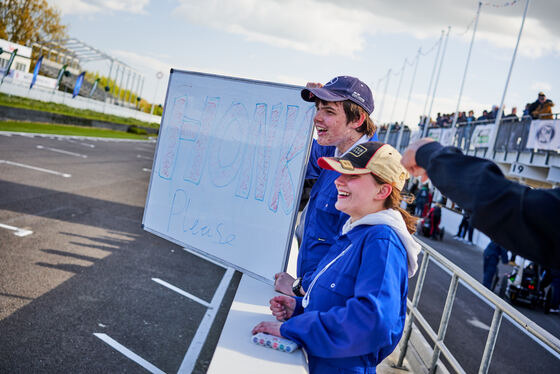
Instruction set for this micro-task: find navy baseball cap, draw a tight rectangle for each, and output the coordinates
[301,76,374,114]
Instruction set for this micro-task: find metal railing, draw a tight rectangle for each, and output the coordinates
[397,239,560,374]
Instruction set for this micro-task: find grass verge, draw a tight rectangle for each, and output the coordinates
[0,92,160,129]
[0,121,153,140]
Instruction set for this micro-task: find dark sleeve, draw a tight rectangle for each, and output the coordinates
[416,142,560,268]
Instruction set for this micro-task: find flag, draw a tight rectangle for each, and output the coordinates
[1,48,18,85]
[89,77,100,97]
[29,55,44,90]
[54,64,68,92]
[73,71,86,98]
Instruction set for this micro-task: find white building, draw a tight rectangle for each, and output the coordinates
[0,38,32,73]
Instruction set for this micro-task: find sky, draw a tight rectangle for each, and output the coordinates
[49,0,560,129]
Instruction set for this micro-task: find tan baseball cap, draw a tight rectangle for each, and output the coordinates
[318,141,409,191]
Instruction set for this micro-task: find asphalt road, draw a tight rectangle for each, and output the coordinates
[0,133,241,373]
[1,131,559,374]
[413,233,560,373]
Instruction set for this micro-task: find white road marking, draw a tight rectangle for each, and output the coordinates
[36,145,87,158]
[142,168,152,172]
[152,278,211,308]
[93,333,165,374]
[0,223,33,237]
[177,267,235,374]
[137,154,152,160]
[0,159,71,177]
[65,139,95,148]
[466,317,490,331]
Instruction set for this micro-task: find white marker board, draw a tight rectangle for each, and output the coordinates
[142,70,314,282]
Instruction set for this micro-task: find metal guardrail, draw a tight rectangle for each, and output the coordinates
[397,239,560,374]
[379,114,559,157]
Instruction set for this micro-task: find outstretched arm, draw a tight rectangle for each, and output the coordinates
[402,139,560,268]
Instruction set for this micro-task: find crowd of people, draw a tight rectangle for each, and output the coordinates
[408,91,555,132]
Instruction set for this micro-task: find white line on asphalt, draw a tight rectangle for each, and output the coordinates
[177,267,235,374]
[137,154,152,160]
[93,333,166,374]
[36,145,88,158]
[152,278,212,308]
[0,159,71,177]
[142,168,152,172]
[466,317,490,331]
[66,139,95,148]
[0,223,33,237]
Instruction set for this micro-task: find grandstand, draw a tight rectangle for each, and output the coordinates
[0,37,159,124]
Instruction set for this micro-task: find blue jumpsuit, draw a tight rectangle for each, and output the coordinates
[298,134,377,290]
[282,223,409,373]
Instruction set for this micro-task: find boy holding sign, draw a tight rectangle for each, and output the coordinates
[275,76,378,296]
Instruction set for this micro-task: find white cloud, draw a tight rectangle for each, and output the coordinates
[173,0,560,58]
[531,81,552,92]
[50,0,150,15]
[175,0,372,56]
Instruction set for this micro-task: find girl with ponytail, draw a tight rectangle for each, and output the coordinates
[253,141,421,374]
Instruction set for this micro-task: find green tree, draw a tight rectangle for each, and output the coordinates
[0,0,67,45]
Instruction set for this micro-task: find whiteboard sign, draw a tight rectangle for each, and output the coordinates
[142,70,314,282]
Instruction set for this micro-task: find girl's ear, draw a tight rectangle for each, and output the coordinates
[376,184,393,200]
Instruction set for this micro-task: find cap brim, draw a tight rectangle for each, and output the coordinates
[318,157,371,175]
[301,87,347,103]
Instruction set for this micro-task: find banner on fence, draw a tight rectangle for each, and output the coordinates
[8,70,56,89]
[526,120,560,150]
[440,128,456,146]
[470,124,493,148]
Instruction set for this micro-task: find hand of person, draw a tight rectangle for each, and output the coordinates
[274,272,296,296]
[401,138,435,182]
[306,82,323,89]
[269,295,296,321]
[252,321,283,337]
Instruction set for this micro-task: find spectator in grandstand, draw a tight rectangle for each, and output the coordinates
[523,103,531,117]
[477,109,489,122]
[482,241,509,290]
[487,105,499,121]
[401,138,560,268]
[253,142,420,374]
[466,110,475,124]
[504,106,519,121]
[274,76,378,297]
[528,92,555,120]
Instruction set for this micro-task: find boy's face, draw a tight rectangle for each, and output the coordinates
[313,101,360,151]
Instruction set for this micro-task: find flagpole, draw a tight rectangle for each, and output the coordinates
[377,69,392,125]
[451,2,482,129]
[397,48,421,151]
[423,26,451,137]
[487,0,530,157]
[421,31,444,137]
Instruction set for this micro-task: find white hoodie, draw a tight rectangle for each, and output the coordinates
[341,208,421,278]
